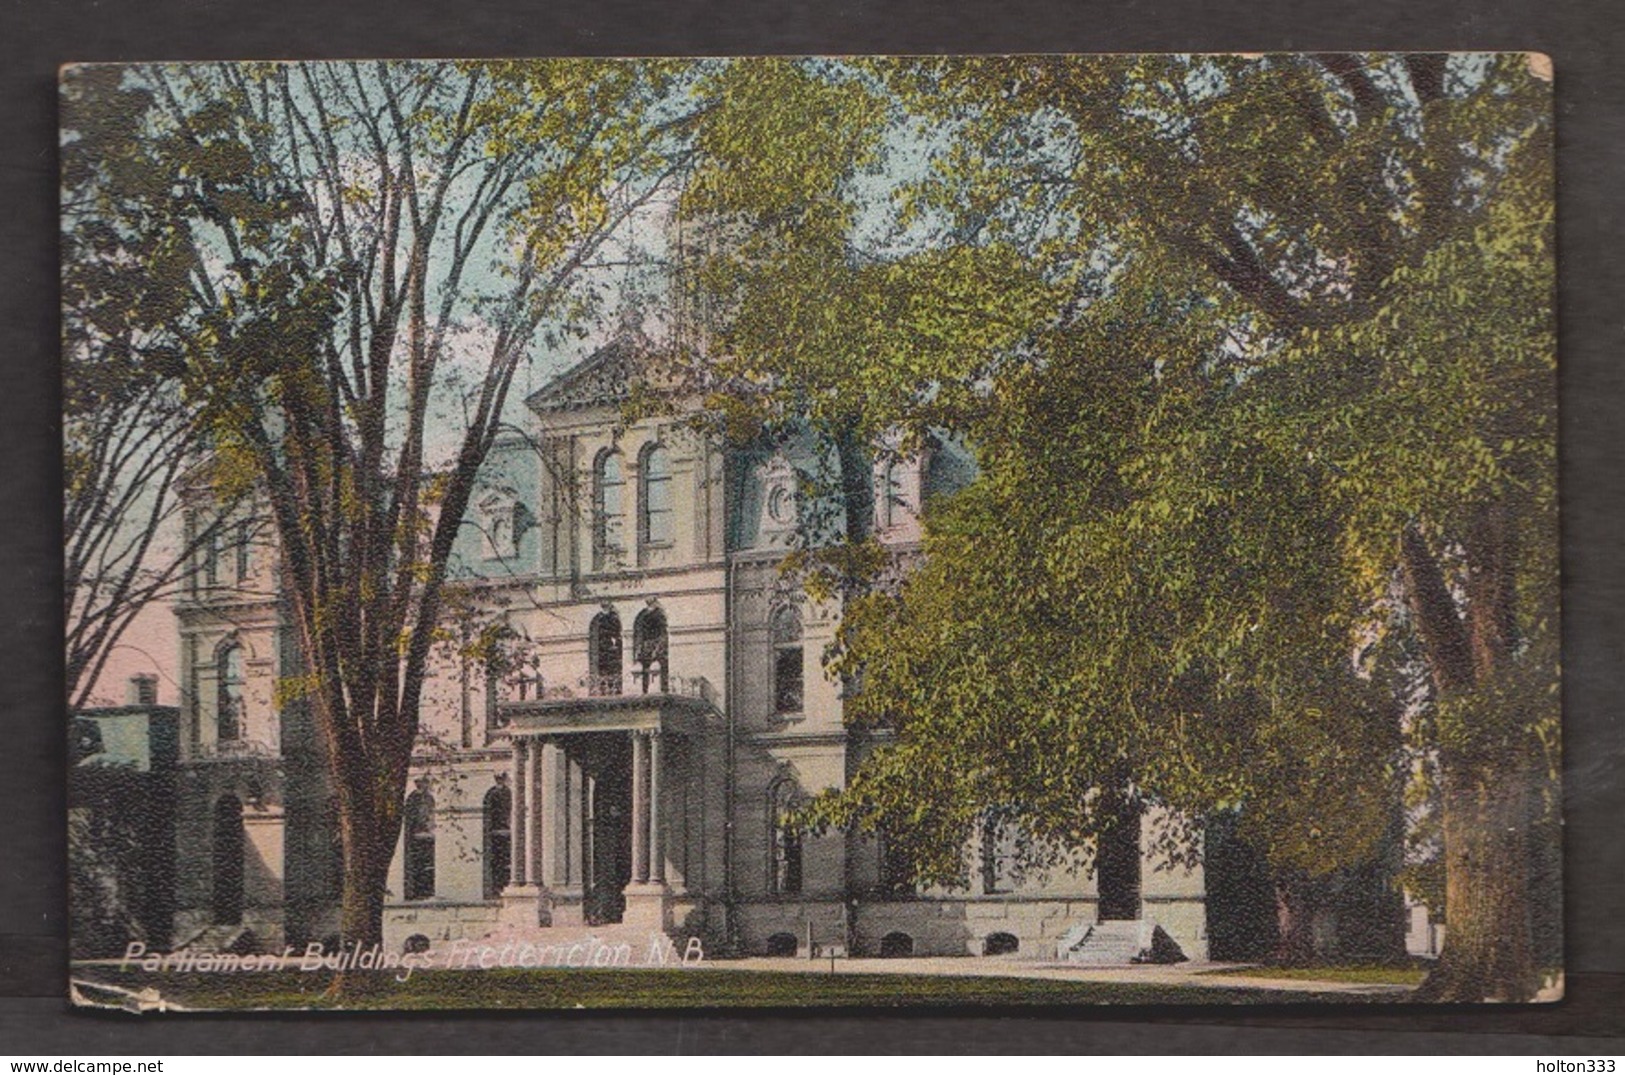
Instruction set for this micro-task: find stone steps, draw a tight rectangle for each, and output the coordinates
[1053,919,1186,965]
[173,924,256,955]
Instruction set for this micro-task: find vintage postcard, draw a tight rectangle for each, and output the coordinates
[63,54,1557,1011]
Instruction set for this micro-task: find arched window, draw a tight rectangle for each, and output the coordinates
[216,642,244,742]
[588,610,623,696]
[984,932,1020,956]
[768,779,802,897]
[879,931,914,958]
[593,449,625,571]
[403,789,435,901]
[770,605,804,715]
[633,606,668,694]
[483,783,512,899]
[639,443,673,549]
[211,794,244,925]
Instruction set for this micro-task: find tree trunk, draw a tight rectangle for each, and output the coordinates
[1412,749,1539,1002]
[1401,509,1542,1002]
[337,819,390,952]
[1273,873,1321,966]
[327,784,401,999]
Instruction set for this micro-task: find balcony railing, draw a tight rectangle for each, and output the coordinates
[505,672,715,706]
[188,737,279,762]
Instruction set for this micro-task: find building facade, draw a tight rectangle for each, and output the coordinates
[70,675,180,958]
[168,337,1214,962]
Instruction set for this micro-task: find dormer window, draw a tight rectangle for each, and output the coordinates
[478,493,523,562]
[489,515,511,560]
[767,483,795,526]
[757,456,801,549]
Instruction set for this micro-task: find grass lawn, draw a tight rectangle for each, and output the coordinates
[72,965,1403,1011]
[1199,963,1429,987]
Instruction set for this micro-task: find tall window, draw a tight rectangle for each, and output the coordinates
[980,809,1013,895]
[235,520,251,581]
[769,779,802,896]
[633,607,668,694]
[185,635,201,748]
[770,605,804,715]
[185,512,199,595]
[216,642,244,742]
[879,460,904,530]
[588,610,623,696]
[483,783,513,899]
[202,525,220,588]
[403,789,435,901]
[639,443,673,549]
[593,449,625,571]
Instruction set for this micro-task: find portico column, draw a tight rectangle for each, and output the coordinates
[566,754,584,887]
[631,730,649,884]
[527,736,545,885]
[509,737,528,886]
[540,737,569,887]
[648,730,664,884]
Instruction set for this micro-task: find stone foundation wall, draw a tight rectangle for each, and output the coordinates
[383,901,504,952]
[759,896,1212,961]
[733,900,848,956]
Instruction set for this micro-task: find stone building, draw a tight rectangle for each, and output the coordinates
[168,335,1228,963]
[70,675,179,957]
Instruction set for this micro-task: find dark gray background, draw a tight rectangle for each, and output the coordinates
[3,0,1621,1053]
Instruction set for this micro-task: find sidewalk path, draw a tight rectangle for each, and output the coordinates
[695,956,1414,997]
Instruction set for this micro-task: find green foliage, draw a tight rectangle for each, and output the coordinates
[694,55,1556,912]
[816,295,1398,882]
[66,59,695,950]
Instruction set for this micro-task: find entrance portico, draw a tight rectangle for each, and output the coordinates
[497,687,713,933]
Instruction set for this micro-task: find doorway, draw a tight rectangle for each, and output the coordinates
[583,735,633,926]
[1096,795,1142,921]
[211,794,245,925]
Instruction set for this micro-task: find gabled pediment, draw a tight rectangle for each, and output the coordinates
[524,331,654,416]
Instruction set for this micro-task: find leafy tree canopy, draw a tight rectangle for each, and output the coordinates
[687,54,1555,999]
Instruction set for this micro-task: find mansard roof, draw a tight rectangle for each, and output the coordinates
[523,330,654,416]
